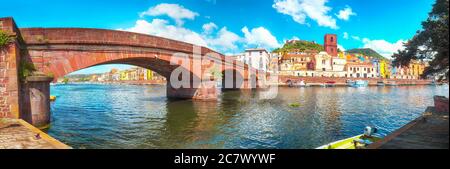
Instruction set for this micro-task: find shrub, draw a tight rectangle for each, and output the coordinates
[0,30,14,49]
[19,60,37,81]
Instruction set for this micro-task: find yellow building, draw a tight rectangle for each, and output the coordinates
[119,70,128,80]
[379,60,390,78]
[410,60,426,79]
[146,69,153,80]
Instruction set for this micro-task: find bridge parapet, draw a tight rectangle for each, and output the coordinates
[20,28,220,57]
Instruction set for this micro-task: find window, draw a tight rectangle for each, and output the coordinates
[322,60,326,64]
[330,36,334,42]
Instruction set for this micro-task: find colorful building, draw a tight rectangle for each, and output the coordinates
[278,50,317,76]
[391,60,427,79]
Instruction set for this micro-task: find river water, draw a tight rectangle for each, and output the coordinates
[47,84,448,149]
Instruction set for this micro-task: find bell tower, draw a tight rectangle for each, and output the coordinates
[324,34,337,56]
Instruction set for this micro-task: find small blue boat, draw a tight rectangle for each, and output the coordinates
[348,80,369,87]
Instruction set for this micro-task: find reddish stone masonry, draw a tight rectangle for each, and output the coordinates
[1,17,263,121]
[1,17,21,119]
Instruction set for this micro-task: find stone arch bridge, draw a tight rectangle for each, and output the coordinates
[0,17,266,126]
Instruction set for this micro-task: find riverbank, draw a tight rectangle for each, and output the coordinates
[60,76,438,87]
[279,76,435,86]
[55,80,166,86]
[0,118,70,149]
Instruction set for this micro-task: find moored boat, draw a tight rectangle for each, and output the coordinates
[298,80,306,87]
[50,95,57,101]
[377,81,385,86]
[385,80,398,86]
[316,126,382,149]
[348,80,368,87]
[323,81,336,87]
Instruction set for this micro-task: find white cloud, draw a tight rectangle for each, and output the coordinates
[202,22,218,34]
[121,19,243,53]
[206,27,241,51]
[338,44,346,52]
[343,32,349,39]
[124,4,283,54]
[351,35,360,41]
[241,26,281,49]
[362,38,406,59]
[272,0,338,29]
[121,19,207,47]
[140,3,199,26]
[336,6,356,21]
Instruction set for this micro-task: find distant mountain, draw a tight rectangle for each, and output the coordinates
[346,48,388,60]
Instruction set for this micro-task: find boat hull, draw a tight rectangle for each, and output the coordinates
[316,134,381,149]
[348,80,369,87]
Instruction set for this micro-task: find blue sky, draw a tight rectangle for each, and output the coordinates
[0,0,435,74]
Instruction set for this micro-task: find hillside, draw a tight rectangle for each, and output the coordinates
[273,40,324,53]
[346,48,388,60]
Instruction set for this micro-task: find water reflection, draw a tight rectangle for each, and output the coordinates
[48,84,449,149]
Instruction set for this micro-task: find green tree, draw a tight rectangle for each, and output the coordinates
[272,40,323,53]
[392,0,449,80]
[62,77,69,84]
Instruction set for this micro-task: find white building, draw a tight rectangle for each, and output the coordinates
[332,57,347,72]
[314,51,333,71]
[235,48,270,72]
[346,63,377,78]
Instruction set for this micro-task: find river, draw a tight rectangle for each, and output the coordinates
[47,84,449,149]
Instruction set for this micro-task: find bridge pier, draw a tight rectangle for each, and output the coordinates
[20,74,53,128]
[166,81,217,101]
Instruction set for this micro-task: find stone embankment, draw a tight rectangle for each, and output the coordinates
[279,76,434,86]
[0,118,70,149]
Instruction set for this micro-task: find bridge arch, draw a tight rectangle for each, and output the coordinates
[18,28,232,100]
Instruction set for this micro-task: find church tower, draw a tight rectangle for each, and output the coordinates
[324,34,337,56]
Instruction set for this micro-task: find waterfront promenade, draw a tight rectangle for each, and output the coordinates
[279,76,433,86]
[0,118,70,149]
[368,97,449,149]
